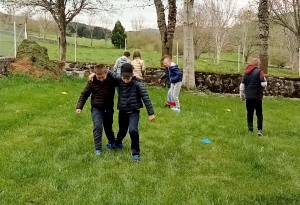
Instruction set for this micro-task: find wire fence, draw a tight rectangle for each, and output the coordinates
[0,23,26,57]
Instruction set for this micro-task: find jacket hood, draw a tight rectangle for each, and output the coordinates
[120,56,129,63]
[170,62,176,67]
[245,65,257,74]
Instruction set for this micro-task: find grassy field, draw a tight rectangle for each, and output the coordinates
[1,75,300,204]
[1,32,299,77]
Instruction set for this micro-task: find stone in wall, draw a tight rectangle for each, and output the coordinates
[60,61,300,98]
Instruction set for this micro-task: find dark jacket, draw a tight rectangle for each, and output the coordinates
[241,65,266,100]
[108,71,154,115]
[76,75,117,110]
[160,67,170,88]
[168,62,182,83]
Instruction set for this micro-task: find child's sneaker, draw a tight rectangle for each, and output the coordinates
[106,142,116,149]
[132,155,140,162]
[115,143,124,149]
[258,130,263,137]
[164,104,171,108]
[173,108,180,112]
[94,150,101,155]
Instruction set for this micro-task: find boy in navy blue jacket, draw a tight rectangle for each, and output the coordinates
[161,55,182,111]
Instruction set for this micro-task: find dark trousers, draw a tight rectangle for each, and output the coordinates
[246,99,263,131]
[116,110,140,156]
[91,107,115,150]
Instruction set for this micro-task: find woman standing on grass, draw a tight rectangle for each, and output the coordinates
[131,51,146,80]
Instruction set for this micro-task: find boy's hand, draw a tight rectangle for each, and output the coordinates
[134,74,142,80]
[149,114,155,122]
[158,79,161,83]
[88,73,96,81]
[76,109,82,114]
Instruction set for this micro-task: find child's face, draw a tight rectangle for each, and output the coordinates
[163,58,172,67]
[95,70,107,81]
[122,76,132,84]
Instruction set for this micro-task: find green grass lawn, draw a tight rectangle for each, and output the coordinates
[1,75,300,204]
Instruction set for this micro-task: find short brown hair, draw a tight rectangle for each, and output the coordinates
[124,51,130,57]
[162,55,172,61]
[94,64,107,73]
[133,51,141,59]
[160,55,172,66]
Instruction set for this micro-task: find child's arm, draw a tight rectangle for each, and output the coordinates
[239,76,245,101]
[260,71,267,87]
[141,60,146,77]
[158,68,167,82]
[137,82,155,121]
[76,82,92,113]
[113,58,119,73]
[107,70,122,81]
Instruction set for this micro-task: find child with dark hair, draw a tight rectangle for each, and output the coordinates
[113,51,131,75]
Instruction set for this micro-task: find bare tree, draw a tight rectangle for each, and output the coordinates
[284,28,298,70]
[154,0,177,57]
[192,2,213,59]
[126,0,177,57]
[204,0,237,64]
[258,0,269,74]
[70,16,82,37]
[131,14,145,33]
[21,7,35,26]
[87,15,95,47]
[269,0,300,71]
[182,0,195,89]
[236,7,259,64]
[1,0,117,61]
[37,11,52,40]
[99,15,113,47]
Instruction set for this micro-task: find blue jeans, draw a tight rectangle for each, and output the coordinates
[116,110,140,156]
[91,107,115,151]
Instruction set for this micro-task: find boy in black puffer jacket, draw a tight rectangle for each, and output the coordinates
[89,63,155,162]
[76,64,117,155]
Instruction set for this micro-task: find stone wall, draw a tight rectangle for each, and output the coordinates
[61,62,300,98]
[0,57,14,77]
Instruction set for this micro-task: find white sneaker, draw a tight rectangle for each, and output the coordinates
[171,107,176,110]
[173,108,180,112]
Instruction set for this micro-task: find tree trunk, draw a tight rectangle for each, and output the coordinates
[59,28,67,61]
[154,0,177,57]
[182,0,195,89]
[258,0,269,74]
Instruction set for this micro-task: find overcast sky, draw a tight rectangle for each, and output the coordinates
[0,0,254,31]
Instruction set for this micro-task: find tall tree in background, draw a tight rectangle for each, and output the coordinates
[204,0,237,64]
[154,0,177,57]
[269,0,300,71]
[131,14,145,34]
[1,0,115,61]
[258,0,269,74]
[99,15,113,47]
[87,15,95,47]
[182,0,195,88]
[111,20,127,49]
[236,7,259,64]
